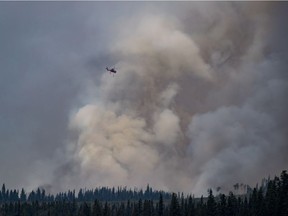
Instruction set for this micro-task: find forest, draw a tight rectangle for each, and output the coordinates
[0,170,287,216]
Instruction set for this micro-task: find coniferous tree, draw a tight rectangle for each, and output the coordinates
[170,193,180,216]
[143,200,152,216]
[92,199,103,216]
[206,189,216,216]
[126,200,132,216]
[158,193,164,216]
[103,202,110,216]
[131,202,138,216]
[20,188,27,202]
[227,192,237,216]
[196,196,205,216]
[243,196,250,216]
[78,189,84,202]
[256,187,265,216]
[217,194,226,216]
[69,198,77,216]
[180,193,185,216]
[81,202,91,216]
[187,195,194,216]
[279,170,288,216]
[265,178,278,216]
[36,188,41,201]
[138,199,143,216]
[117,202,125,216]
[1,184,6,201]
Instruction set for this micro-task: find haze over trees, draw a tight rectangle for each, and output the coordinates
[0,170,287,216]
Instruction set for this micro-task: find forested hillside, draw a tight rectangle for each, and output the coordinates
[0,170,287,216]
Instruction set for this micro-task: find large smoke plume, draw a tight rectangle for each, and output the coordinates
[48,2,287,196]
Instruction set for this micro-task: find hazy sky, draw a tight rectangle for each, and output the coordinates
[0,2,287,196]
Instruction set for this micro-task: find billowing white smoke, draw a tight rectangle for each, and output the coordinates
[57,2,288,196]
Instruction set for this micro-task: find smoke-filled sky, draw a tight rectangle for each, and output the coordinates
[0,2,287,196]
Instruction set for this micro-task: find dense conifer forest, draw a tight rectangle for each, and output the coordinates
[0,170,287,216]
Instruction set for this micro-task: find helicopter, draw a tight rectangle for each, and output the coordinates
[106,67,117,74]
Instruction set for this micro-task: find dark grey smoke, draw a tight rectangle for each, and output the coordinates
[58,2,288,195]
[0,2,287,196]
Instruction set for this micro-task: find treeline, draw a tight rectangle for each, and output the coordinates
[0,185,171,203]
[0,170,287,216]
